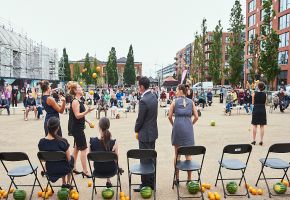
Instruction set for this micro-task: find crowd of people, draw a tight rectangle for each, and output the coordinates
[0,77,289,194]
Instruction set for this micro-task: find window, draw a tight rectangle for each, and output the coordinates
[279,14,290,30]
[278,51,289,65]
[248,29,256,41]
[279,32,289,48]
[248,14,256,27]
[249,0,256,12]
[247,58,253,69]
[280,0,290,12]
[260,9,266,21]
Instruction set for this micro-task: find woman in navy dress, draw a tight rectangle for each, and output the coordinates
[90,117,118,188]
[168,84,199,184]
[251,82,267,146]
[38,117,74,188]
[40,80,66,136]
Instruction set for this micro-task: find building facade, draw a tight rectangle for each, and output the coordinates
[156,63,176,84]
[245,0,290,86]
[70,57,142,86]
[175,32,230,84]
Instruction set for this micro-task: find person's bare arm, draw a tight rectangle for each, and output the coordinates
[72,99,94,119]
[112,142,119,157]
[47,96,66,114]
[192,102,199,125]
[168,100,175,126]
[65,149,71,161]
[252,93,255,105]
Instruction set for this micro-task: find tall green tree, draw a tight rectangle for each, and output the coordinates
[209,20,223,85]
[248,34,260,82]
[73,62,81,81]
[91,57,99,87]
[228,0,245,86]
[106,47,118,86]
[83,53,93,88]
[259,0,280,89]
[62,48,71,81]
[124,45,136,85]
[201,18,207,81]
[192,32,203,83]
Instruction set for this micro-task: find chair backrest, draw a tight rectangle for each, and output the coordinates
[223,144,252,154]
[37,151,67,162]
[177,146,206,156]
[87,152,117,162]
[127,149,157,160]
[269,143,290,153]
[0,152,29,161]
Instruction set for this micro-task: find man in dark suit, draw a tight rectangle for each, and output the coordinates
[134,76,158,191]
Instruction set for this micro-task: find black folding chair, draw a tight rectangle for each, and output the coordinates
[214,144,252,198]
[87,152,122,200]
[172,146,206,200]
[37,151,78,199]
[127,149,157,200]
[255,143,290,198]
[0,152,43,200]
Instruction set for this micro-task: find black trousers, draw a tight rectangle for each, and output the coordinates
[220,93,224,103]
[139,141,155,189]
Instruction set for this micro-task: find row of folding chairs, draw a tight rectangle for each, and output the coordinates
[172,143,290,199]
[0,149,157,200]
[1,143,290,200]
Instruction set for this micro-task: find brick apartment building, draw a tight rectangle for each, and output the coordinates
[175,32,230,84]
[70,57,142,86]
[245,0,290,87]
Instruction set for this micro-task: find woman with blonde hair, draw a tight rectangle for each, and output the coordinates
[168,84,199,185]
[67,81,94,177]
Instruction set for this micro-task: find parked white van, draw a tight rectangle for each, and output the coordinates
[192,82,214,90]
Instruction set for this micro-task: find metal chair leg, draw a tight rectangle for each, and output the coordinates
[29,177,37,200]
[129,174,132,200]
[219,169,227,199]
[215,164,222,187]
[255,165,264,187]
[198,170,204,200]
[261,170,271,198]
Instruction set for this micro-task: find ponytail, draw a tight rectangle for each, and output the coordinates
[47,117,64,142]
[101,129,112,151]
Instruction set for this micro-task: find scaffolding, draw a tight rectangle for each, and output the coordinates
[0,21,58,80]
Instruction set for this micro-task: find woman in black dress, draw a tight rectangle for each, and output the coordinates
[40,80,66,136]
[251,82,267,146]
[38,117,74,188]
[90,117,118,187]
[67,82,94,178]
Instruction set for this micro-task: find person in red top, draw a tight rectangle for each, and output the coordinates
[169,88,175,101]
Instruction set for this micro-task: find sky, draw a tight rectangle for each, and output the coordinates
[1,0,246,77]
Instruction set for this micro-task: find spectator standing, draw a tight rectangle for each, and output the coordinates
[12,86,18,107]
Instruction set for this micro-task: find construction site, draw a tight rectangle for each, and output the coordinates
[0,20,59,87]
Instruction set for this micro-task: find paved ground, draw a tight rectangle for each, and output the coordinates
[0,98,290,199]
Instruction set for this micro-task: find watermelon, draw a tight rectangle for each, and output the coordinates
[102,188,114,199]
[140,186,152,199]
[57,188,69,200]
[273,182,287,194]
[187,181,200,194]
[13,190,26,200]
[226,182,238,194]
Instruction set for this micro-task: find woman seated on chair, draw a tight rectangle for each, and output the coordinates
[90,117,118,188]
[38,117,74,189]
[110,93,118,119]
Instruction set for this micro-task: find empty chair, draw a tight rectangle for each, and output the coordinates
[214,144,252,198]
[0,152,43,200]
[127,149,157,200]
[172,146,206,200]
[37,151,78,197]
[255,143,290,198]
[87,152,122,200]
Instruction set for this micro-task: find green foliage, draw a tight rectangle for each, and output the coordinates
[83,53,93,86]
[201,18,207,81]
[73,62,81,81]
[259,0,280,89]
[248,34,260,82]
[124,45,136,85]
[209,20,223,85]
[228,0,245,85]
[62,48,71,81]
[192,32,204,83]
[106,47,118,86]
